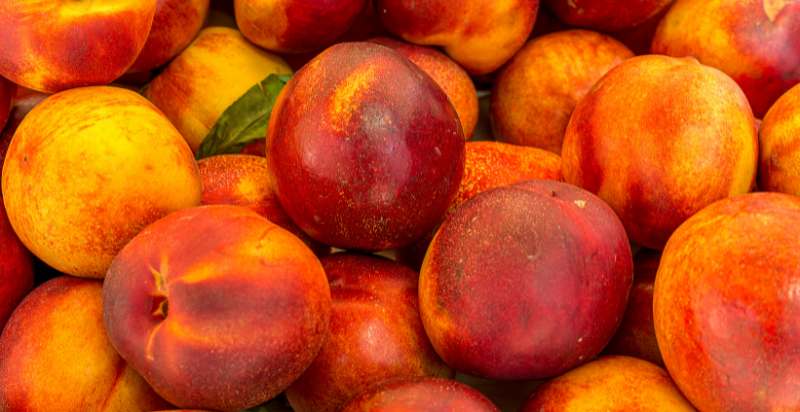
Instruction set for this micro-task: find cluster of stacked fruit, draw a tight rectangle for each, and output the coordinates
[0,1,799,411]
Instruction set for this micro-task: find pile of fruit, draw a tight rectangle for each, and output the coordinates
[1,1,799,411]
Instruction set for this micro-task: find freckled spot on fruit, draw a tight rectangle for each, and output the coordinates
[330,65,379,133]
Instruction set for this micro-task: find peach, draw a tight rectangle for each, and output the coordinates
[286,253,451,412]
[562,55,758,249]
[377,0,539,74]
[521,356,695,411]
[0,198,33,330]
[370,37,479,139]
[545,0,673,31]
[144,27,292,152]
[341,377,499,412]
[605,250,663,366]
[0,0,157,92]
[103,205,331,411]
[653,0,800,117]
[1,86,201,278]
[0,77,12,132]
[197,154,328,255]
[420,180,632,380]
[268,42,465,250]
[492,30,633,153]
[396,141,563,269]
[235,0,366,53]
[758,83,800,195]
[0,277,168,411]
[655,192,800,411]
[128,0,210,72]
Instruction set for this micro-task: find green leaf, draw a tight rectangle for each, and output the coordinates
[196,73,292,159]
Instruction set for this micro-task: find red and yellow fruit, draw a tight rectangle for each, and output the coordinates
[656,192,800,411]
[197,154,327,255]
[268,42,465,250]
[2,86,202,278]
[103,205,331,411]
[652,0,800,117]
[759,83,800,195]
[129,0,210,72]
[562,55,758,249]
[0,277,168,411]
[420,180,632,380]
[144,27,292,152]
[605,250,663,366]
[377,0,539,74]
[0,198,33,330]
[341,377,500,412]
[0,0,157,92]
[520,356,695,411]
[545,0,673,31]
[235,0,366,53]
[286,253,451,412]
[371,38,478,139]
[492,30,633,153]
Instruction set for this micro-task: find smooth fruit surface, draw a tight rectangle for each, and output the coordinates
[0,0,157,92]
[492,30,632,153]
[759,83,800,194]
[103,205,331,411]
[521,356,695,411]
[0,198,33,330]
[562,55,758,249]
[286,253,450,412]
[655,192,800,411]
[0,277,168,411]
[340,377,499,412]
[2,86,202,278]
[545,0,673,31]
[420,180,632,380]
[129,0,210,72]
[268,42,465,250]
[652,0,800,117]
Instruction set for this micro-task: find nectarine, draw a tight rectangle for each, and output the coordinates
[0,198,32,331]
[341,377,499,412]
[759,83,800,195]
[129,0,210,72]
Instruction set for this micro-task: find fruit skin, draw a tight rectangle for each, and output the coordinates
[562,55,758,249]
[286,253,451,412]
[759,83,800,195]
[0,277,169,411]
[0,0,157,92]
[545,0,673,31]
[521,356,695,411]
[268,42,465,251]
[654,192,800,411]
[0,77,12,132]
[420,180,632,380]
[652,0,800,117]
[605,250,663,366]
[2,86,202,278]
[103,205,332,412]
[377,0,539,74]
[492,30,633,154]
[0,198,33,331]
[397,141,563,270]
[235,0,366,53]
[371,37,479,139]
[129,0,210,72]
[144,27,292,152]
[197,154,328,255]
[340,377,499,412]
